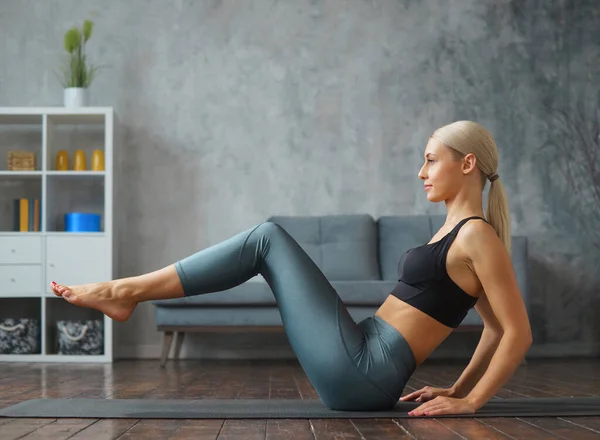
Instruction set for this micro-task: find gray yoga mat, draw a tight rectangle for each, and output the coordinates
[1,397,600,419]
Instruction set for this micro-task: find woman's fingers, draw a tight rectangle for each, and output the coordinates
[408,397,444,416]
[400,389,424,401]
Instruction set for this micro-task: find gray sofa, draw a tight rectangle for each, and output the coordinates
[153,214,528,366]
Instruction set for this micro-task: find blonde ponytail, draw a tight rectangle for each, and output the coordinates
[486,176,512,256]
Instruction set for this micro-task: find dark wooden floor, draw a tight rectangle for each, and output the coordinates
[0,359,599,439]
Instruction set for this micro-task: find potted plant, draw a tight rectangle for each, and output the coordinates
[57,19,99,107]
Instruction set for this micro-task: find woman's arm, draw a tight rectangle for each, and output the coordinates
[450,295,503,398]
[451,329,502,397]
[465,330,531,409]
[461,222,533,409]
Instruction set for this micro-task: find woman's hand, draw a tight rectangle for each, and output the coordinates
[407,396,479,417]
[400,386,455,403]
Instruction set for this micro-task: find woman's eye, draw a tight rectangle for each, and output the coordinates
[427,159,434,163]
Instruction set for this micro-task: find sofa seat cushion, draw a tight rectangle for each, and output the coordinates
[154,305,379,327]
[152,278,397,307]
[266,214,380,281]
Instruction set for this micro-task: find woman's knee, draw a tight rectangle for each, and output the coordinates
[254,221,286,239]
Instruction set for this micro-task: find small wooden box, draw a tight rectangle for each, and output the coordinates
[8,151,36,171]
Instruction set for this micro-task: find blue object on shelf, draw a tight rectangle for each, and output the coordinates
[64,213,101,232]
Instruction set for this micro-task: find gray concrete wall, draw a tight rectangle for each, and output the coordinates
[1,0,599,360]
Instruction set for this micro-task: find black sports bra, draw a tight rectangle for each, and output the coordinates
[390,216,486,328]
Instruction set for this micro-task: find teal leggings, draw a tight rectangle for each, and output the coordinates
[174,221,417,411]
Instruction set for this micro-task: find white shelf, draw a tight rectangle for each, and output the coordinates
[0,354,111,363]
[0,114,43,125]
[0,171,43,177]
[0,107,114,363]
[0,232,105,237]
[0,172,42,184]
[0,107,112,125]
[0,293,43,298]
[0,171,105,177]
[47,171,106,176]
[45,231,105,237]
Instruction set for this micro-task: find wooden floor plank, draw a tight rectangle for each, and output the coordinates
[532,360,600,380]
[477,418,563,439]
[436,418,513,439]
[18,418,98,440]
[0,416,15,426]
[559,417,600,433]
[265,419,314,439]
[506,375,598,398]
[217,420,267,440]
[518,417,600,439]
[163,420,225,440]
[351,418,415,439]
[0,418,58,440]
[67,419,140,440]
[394,418,466,439]
[527,372,600,396]
[309,419,364,439]
[115,419,182,439]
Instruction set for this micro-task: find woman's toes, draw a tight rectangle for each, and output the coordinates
[51,282,73,299]
[51,282,61,296]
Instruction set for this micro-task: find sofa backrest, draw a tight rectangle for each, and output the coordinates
[266,214,381,281]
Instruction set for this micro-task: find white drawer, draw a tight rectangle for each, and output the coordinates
[0,265,42,296]
[0,236,42,264]
[46,236,109,289]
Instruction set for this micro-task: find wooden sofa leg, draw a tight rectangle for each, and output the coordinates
[174,332,185,360]
[160,331,174,368]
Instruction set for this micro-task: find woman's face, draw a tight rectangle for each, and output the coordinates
[418,137,466,203]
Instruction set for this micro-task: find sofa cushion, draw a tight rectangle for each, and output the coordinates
[154,305,378,327]
[152,279,396,307]
[266,214,380,281]
[377,215,433,281]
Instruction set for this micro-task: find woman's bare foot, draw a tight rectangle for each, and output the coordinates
[50,280,137,322]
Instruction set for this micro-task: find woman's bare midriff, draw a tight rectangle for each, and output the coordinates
[375,295,455,366]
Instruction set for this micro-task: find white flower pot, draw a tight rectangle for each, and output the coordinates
[63,87,88,108]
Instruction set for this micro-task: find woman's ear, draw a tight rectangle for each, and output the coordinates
[462,153,478,174]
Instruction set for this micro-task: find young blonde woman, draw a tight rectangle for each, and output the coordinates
[50,120,532,416]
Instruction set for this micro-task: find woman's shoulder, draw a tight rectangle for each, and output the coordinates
[456,219,506,263]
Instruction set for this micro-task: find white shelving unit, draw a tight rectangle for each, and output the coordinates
[0,107,114,363]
